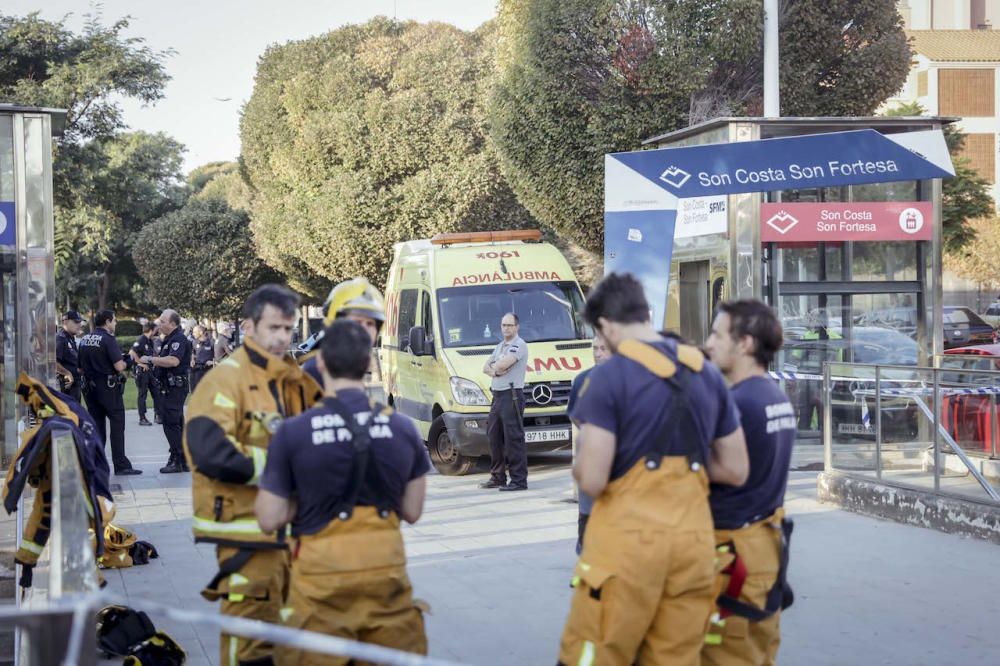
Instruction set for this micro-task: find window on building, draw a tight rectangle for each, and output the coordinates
[960,133,996,183]
[938,69,995,117]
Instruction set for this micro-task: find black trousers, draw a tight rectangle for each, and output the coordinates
[84,381,132,471]
[486,388,527,486]
[190,366,209,393]
[160,384,188,457]
[135,370,161,420]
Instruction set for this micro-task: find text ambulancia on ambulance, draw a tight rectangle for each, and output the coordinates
[381,229,593,475]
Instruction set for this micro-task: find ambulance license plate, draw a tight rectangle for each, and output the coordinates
[525,429,570,443]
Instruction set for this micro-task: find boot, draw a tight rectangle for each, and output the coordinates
[138,416,152,426]
[154,413,163,425]
[159,453,184,474]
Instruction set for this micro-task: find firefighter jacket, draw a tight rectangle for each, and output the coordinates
[3,372,114,582]
[184,337,321,549]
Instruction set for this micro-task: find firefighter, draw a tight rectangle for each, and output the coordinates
[256,319,429,665]
[702,300,796,666]
[558,273,748,666]
[300,277,385,388]
[183,284,321,666]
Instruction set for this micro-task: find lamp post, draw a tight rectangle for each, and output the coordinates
[764,0,780,117]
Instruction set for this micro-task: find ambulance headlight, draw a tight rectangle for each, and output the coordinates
[450,377,490,406]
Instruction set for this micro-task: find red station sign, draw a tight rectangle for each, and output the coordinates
[760,201,934,243]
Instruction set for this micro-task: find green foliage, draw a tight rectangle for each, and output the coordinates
[55,131,188,310]
[193,162,252,212]
[886,102,994,251]
[241,18,535,295]
[132,198,283,318]
[0,11,177,310]
[490,0,913,253]
[115,320,143,337]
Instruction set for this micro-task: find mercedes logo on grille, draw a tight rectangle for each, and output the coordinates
[531,384,553,406]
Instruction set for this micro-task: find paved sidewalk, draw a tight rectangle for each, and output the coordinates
[99,412,1000,665]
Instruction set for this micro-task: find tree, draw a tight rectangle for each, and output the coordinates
[133,198,282,318]
[947,217,1000,291]
[0,11,174,310]
[189,161,252,212]
[241,18,535,296]
[489,0,912,253]
[56,131,187,311]
[886,102,994,251]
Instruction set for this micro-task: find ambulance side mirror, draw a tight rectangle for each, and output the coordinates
[408,326,430,357]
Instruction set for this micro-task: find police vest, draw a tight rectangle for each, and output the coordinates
[185,338,322,548]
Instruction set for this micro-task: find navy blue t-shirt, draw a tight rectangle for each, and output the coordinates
[78,329,123,378]
[567,367,594,420]
[710,375,795,529]
[573,337,740,481]
[260,389,431,536]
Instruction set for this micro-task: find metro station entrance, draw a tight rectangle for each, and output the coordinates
[637,116,950,445]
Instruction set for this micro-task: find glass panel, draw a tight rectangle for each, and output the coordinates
[21,117,56,389]
[396,289,419,351]
[851,242,918,281]
[436,281,588,348]
[0,116,13,463]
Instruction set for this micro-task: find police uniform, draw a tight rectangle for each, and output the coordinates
[485,335,529,489]
[259,389,430,665]
[183,337,320,666]
[131,334,161,424]
[79,326,136,474]
[157,327,193,468]
[191,335,215,392]
[702,376,796,666]
[56,327,83,402]
[559,338,740,666]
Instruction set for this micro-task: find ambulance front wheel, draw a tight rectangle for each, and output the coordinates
[428,416,475,476]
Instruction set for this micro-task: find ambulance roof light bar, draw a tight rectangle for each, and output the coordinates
[430,229,542,246]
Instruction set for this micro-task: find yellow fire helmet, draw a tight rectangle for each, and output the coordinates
[323,277,386,328]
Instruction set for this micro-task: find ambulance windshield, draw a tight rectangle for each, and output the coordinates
[437,281,589,348]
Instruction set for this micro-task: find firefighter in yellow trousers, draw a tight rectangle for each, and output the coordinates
[256,319,430,666]
[558,274,749,666]
[184,284,321,666]
[703,300,796,665]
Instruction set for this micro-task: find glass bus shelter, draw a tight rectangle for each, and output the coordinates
[0,105,64,465]
[645,117,949,445]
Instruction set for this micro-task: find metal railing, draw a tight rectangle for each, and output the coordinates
[822,362,1000,504]
[8,424,464,666]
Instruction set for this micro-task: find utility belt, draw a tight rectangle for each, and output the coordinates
[712,509,794,624]
[193,363,211,371]
[83,374,126,393]
[159,374,188,390]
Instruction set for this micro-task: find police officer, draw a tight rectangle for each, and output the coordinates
[129,322,160,426]
[79,309,141,476]
[184,285,320,666]
[566,334,610,554]
[300,277,386,389]
[214,322,235,362]
[480,312,529,491]
[256,319,430,664]
[703,300,796,665]
[141,309,191,474]
[190,325,215,392]
[55,310,85,402]
[559,273,748,665]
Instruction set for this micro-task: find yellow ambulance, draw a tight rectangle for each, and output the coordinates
[381,229,593,474]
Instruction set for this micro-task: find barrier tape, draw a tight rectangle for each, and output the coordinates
[3,591,465,666]
[854,386,1000,397]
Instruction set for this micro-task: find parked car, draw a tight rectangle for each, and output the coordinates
[943,306,997,349]
[941,345,1000,456]
[781,326,920,441]
[981,302,1000,329]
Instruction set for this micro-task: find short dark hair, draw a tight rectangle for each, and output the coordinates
[142,322,157,333]
[95,310,115,327]
[166,311,181,326]
[320,319,372,381]
[503,312,519,325]
[718,299,784,367]
[583,273,649,327]
[243,284,300,324]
